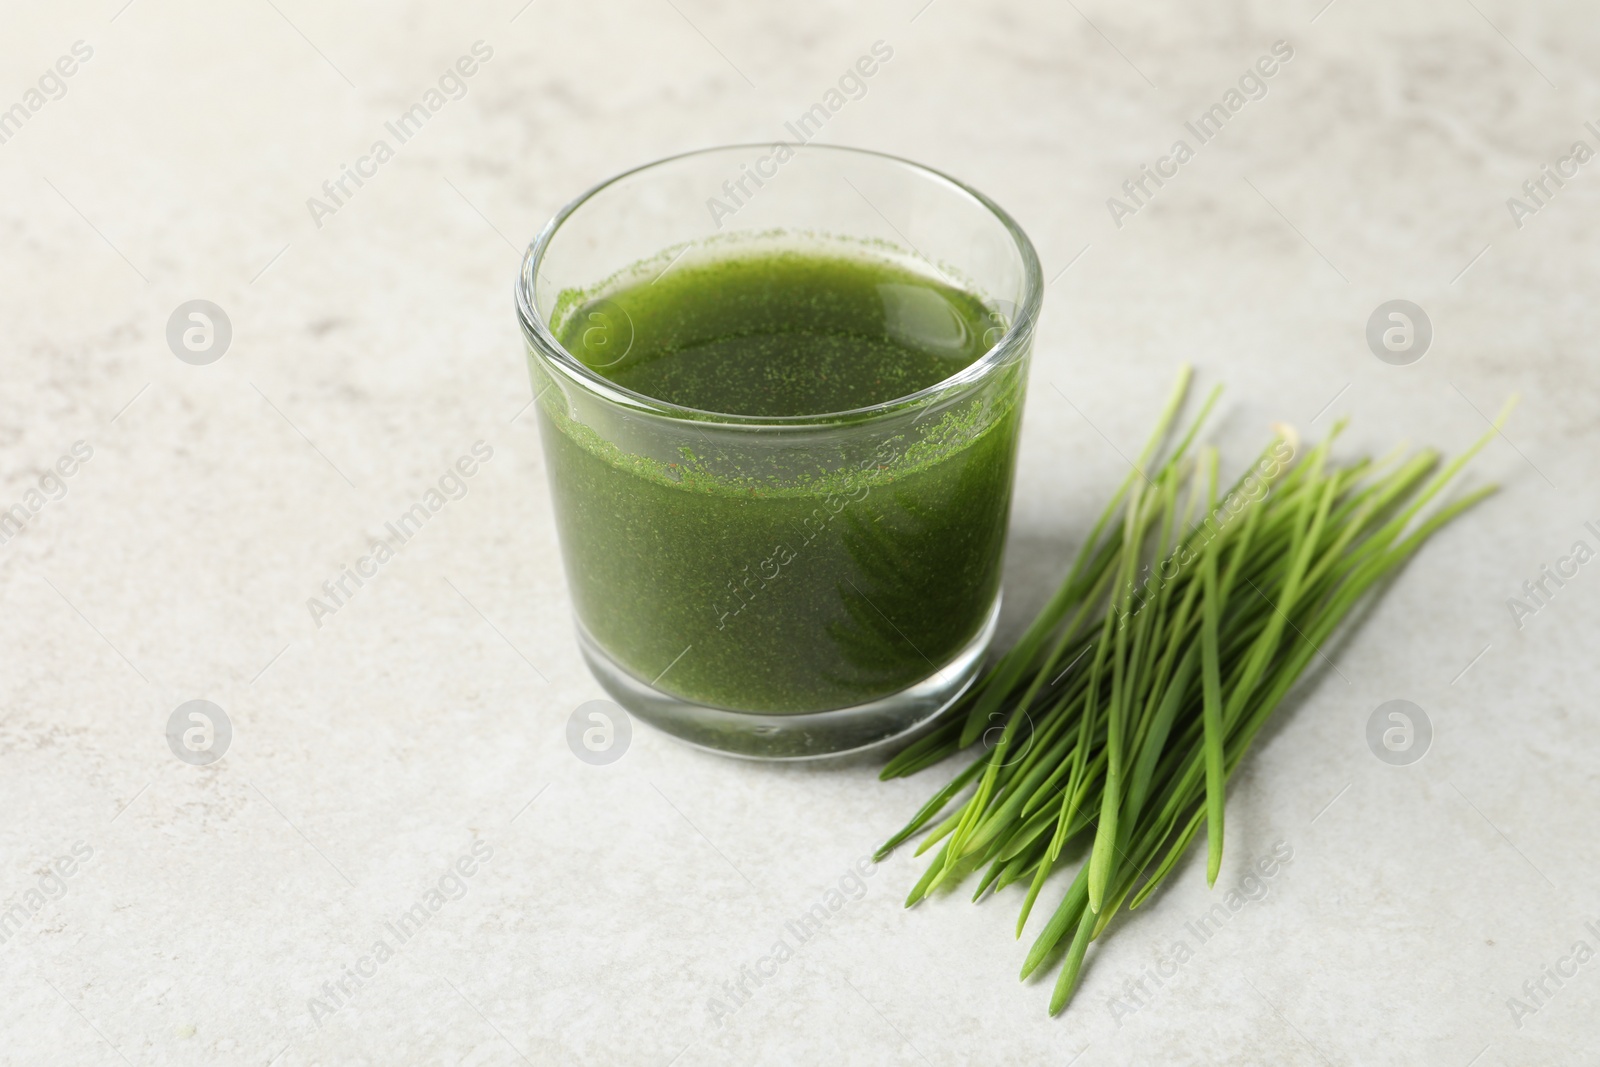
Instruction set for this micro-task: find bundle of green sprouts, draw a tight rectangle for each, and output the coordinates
[877,366,1510,1015]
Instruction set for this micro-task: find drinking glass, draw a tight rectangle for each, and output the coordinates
[516,144,1041,758]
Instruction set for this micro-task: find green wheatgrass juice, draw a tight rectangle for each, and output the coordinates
[534,245,1023,713]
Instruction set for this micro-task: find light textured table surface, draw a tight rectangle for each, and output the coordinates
[2,1,1597,1064]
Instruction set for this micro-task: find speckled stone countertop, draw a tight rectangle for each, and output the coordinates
[2,1,1597,1064]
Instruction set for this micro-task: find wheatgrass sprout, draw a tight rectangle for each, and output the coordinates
[877,367,1511,1015]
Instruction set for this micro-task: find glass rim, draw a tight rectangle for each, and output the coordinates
[515,143,1043,428]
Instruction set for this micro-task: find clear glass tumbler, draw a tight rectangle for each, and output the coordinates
[516,144,1041,758]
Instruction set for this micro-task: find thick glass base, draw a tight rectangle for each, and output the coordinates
[575,594,1001,760]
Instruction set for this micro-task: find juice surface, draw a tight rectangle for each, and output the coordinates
[569,250,995,416]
